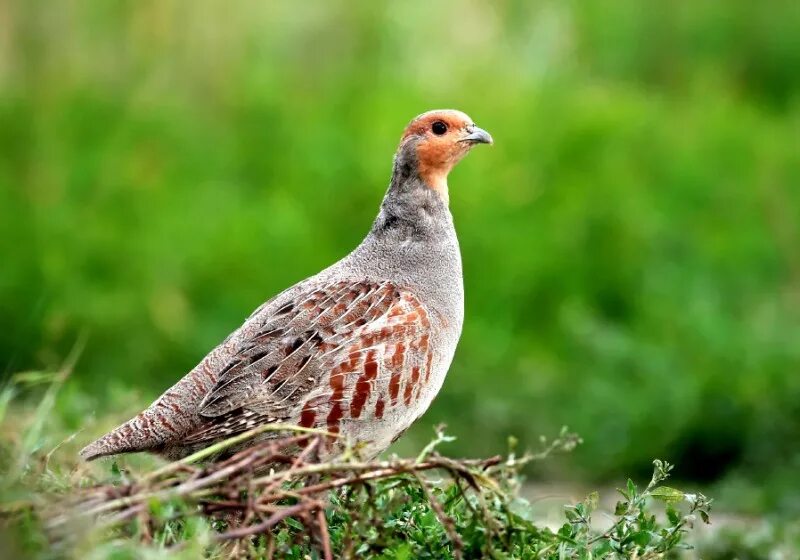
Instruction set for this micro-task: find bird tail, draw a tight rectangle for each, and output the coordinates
[79,350,224,461]
[79,412,166,461]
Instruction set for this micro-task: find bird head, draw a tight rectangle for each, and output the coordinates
[398,109,493,203]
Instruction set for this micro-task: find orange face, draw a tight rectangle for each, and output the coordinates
[399,109,493,201]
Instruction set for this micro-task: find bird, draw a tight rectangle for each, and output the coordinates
[80,109,493,461]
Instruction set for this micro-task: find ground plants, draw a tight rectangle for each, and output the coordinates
[0,371,712,559]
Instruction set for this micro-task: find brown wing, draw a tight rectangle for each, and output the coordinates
[183,280,434,444]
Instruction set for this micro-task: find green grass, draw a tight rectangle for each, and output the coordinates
[1,375,715,559]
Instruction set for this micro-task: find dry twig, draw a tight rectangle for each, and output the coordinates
[45,427,506,557]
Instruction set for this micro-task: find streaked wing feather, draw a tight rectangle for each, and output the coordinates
[186,280,434,445]
[199,281,397,417]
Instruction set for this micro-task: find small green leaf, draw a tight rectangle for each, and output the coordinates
[614,501,628,515]
[629,529,652,546]
[650,486,685,504]
[564,506,579,522]
[666,505,681,525]
[626,479,637,499]
[558,522,573,538]
[393,543,411,560]
[147,497,163,517]
[285,517,304,530]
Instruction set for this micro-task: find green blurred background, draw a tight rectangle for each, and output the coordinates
[1,0,799,513]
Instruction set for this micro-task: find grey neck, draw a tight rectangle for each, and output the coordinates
[336,141,463,318]
[370,142,452,243]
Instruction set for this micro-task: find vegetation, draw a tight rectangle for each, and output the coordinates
[2,373,714,559]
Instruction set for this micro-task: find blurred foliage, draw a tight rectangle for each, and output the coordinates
[1,0,799,491]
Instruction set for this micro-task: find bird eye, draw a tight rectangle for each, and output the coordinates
[431,121,448,135]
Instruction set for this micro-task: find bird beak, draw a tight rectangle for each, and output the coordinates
[460,125,493,145]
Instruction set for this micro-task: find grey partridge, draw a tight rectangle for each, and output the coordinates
[80,109,493,461]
